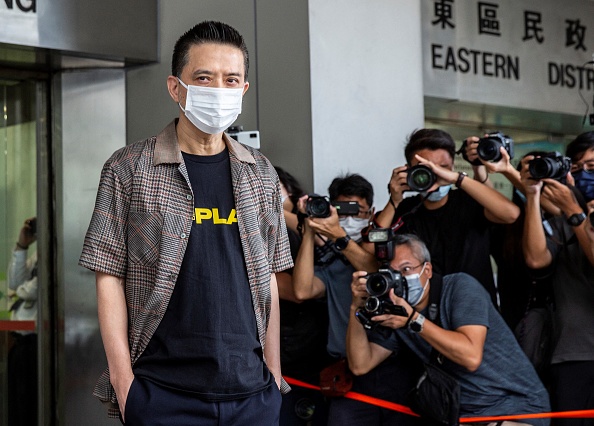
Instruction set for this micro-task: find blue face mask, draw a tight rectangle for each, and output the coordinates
[573,170,594,202]
[405,263,428,307]
[424,185,451,202]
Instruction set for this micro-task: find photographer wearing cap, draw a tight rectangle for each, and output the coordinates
[371,129,519,305]
[347,234,550,425]
[521,131,594,426]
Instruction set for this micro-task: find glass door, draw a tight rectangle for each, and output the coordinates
[0,78,44,426]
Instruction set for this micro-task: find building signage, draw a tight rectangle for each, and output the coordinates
[0,0,38,46]
[422,0,594,117]
[0,0,157,64]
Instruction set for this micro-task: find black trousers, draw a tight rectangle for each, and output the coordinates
[8,333,38,426]
[123,376,282,426]
[550,361,594,426]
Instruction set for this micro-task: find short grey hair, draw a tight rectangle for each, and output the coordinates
[393,234,431,263]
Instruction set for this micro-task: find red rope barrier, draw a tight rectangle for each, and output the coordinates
[284,376,594,422]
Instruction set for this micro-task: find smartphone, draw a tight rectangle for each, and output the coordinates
[332,201,360,216]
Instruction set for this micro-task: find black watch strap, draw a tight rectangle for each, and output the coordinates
[567,212,587,226]
[335,235,351,251]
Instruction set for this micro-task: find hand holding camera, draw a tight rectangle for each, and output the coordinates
[388,165,409,206]
[413,154,458,188]
[460,132,514,166]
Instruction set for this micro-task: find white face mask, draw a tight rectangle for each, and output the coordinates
[405,263,429,307]
[339,216,369,241]
[177,79,243,134]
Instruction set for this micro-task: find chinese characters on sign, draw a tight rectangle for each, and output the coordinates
[428,0,594,91]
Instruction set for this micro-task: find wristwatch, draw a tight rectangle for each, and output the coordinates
[334,235,351,251]
[409,313,425,333]
[567,212,587,226]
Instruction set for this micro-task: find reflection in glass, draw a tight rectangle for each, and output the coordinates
[0,80,38,426]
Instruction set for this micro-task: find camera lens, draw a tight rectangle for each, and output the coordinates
[590,212,594,227]
[407,165,436,192]
[528,157,554,179]
[367,273,390,296]
[294,397,316,421]
[477,138,503,162]
[364,296,381,313]
[306,195,331,218]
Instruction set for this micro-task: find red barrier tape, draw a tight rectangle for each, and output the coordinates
[284,376,594,422]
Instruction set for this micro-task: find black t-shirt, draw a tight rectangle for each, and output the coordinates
[392,189,497,304]
[134,148,271,400]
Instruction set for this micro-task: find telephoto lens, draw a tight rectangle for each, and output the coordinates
[407,164,436,192]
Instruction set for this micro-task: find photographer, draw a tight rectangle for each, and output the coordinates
[7,217,38,426]
[371,129,519,305]
[347,234,550,425]
[521,131,594,426]
[292,174,422,426]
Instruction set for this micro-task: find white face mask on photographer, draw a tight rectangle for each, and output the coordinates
[177,79,243,134]
[339,216,369,241]
[405,263,429,307]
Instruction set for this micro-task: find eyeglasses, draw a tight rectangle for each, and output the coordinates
[400,262,426,275]
[570,160,594,173]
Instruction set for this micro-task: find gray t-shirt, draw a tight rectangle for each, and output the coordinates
[369,273,550,425]
[545,216,594,364]
[315,257,355,358]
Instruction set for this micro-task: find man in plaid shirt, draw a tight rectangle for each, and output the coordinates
[80,21,292,425]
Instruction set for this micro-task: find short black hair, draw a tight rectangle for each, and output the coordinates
[566,131,594,163]
[404,129,456,164]
[172,21,249,80]
[275,166,305,207]
[328,173,374,207]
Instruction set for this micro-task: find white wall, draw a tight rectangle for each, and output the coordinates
[308,0,424,207]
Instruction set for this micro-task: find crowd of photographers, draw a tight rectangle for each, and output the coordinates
[276,129,594,426]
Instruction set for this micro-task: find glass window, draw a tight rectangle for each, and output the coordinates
[0,79,38,426]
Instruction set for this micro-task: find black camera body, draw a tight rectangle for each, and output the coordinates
[305,194,361,218]
[590,212,594,227]
[356,228,409,330]
[528,152,571,181]
[306,194,331,218]
[460,132,514,165]
[355,297,407,330]
[366,265,405,298]
[477,132,514,163]
[407,164,436,192]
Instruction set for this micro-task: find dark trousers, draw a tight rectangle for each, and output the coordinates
[550,361,594,426]
[123,376,282,426]
[8,333,38,426]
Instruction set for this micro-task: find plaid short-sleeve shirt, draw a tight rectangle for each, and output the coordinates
[79,120,293,417]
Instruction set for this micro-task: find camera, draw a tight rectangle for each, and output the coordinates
[306,194,331,218]
[477,132,514,162]
[305,194,361,218]
[356,228,408,330]
[459,132,514,165]
[528,152,571,181]
[589,211,594,227]
[407,164,436,192]
[366,265,405,298]
[355,297,407,330]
